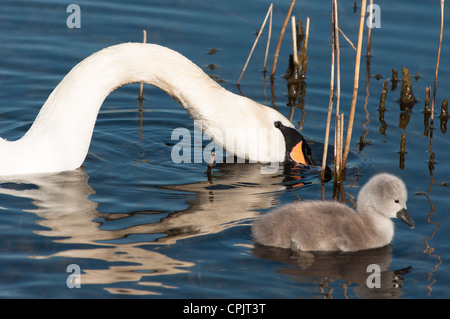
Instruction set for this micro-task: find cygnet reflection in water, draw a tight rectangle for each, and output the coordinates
[252,244,412,299]
[252,173,415,252]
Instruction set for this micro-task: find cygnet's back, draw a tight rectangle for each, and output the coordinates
[252,173,414,252]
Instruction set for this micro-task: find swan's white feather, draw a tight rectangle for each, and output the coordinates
[0,43,293,176]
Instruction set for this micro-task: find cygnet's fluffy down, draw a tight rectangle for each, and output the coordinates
[252,173,414,252]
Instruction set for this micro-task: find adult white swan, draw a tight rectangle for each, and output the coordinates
[0,43,312,176]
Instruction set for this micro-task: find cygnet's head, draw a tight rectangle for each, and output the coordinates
[357,173,414,228]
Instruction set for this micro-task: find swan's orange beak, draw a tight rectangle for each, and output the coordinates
[274,121,313,166]
[290,140,307,165]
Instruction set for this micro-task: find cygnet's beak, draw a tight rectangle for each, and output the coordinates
[274,121,313,166]
[397,208,415,229]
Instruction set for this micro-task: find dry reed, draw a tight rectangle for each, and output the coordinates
[430,0,445,123]
[333,1,341,118]
[270,0,296,79]
[205,152,216,175]
[333,0,343,181]
[338,28,356,51]
[331,0,343,181]
[300,17,310,78]
[237,3,273,85]
[321,0,340,181]
[264,5,273,72]
[335,113,344,181]
[139,29,147,101]
[366,0,373,57]
[291,16,299,69]
[342,0,367,169]
[425,86,431,114]
[428,0,444,165]
[321,6,336,181]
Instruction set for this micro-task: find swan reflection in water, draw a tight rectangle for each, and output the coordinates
[0,160,410,297]
[0,163,290,294]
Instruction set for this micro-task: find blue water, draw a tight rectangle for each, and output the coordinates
[0,0,449,298]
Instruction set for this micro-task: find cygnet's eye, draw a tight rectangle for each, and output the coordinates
[394,199,400,204]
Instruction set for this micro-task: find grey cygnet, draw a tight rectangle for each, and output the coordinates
[252,173,414,252]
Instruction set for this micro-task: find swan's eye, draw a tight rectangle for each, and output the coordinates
[394,199,399,204]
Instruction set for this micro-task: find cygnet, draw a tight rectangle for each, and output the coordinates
[252,173,414,252]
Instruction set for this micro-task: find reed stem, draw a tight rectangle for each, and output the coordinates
[366,0,373,57]
[342,0,367,169]
[291,16,299,69]
[333,0,342,180]
[321,2,336,181]
[301,17,310,78]
[139,29,147,101]
[428,0,444,166]
[338,27,356,51]
[270,0,296,79]
[431,0,444,123]
[333,3,341,117]
[206,152,216,175]
[237,3,273,85]
[335,113,344,182]
[264,5,273,72]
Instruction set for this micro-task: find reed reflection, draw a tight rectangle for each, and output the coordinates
[419,133,442,297]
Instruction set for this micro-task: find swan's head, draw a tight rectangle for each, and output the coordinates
[357,173,415,228]
[274,121,313,166]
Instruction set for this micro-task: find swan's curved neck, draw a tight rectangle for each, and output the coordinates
[28,42,222,148]
[0,43,290,176]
